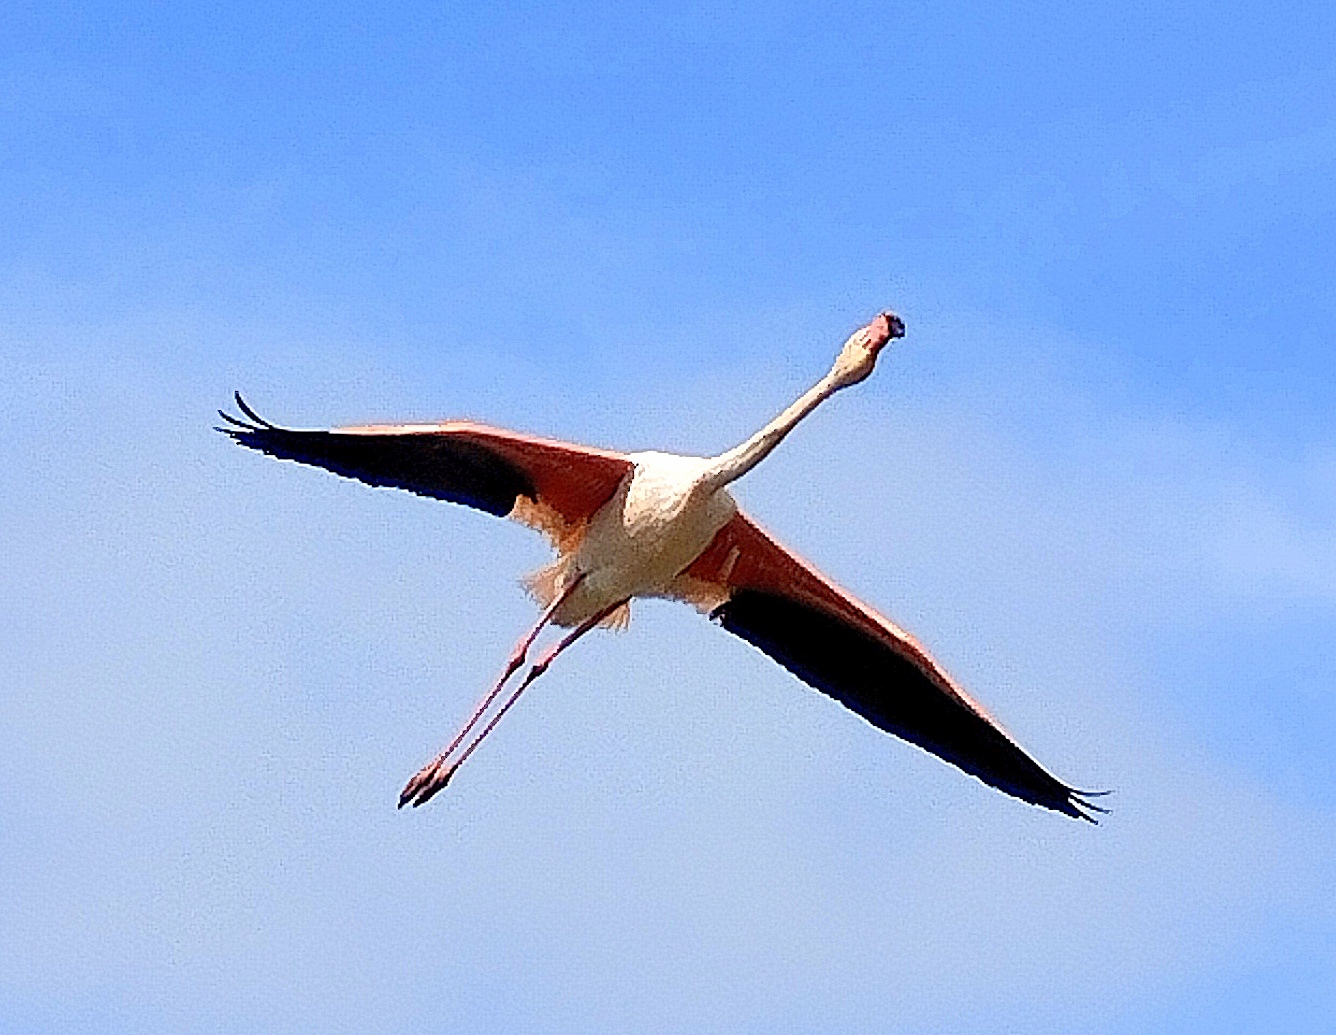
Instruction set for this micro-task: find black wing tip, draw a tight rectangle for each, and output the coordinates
[217,407,256,431]
[1066,787,1112,824]
[233,391,276,428]
[217,392,282,440]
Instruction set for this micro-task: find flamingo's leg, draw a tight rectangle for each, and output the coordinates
[402,598,626,808]
[397,574,586,809]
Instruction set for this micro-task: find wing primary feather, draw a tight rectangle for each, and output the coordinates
[217,408,258,430]
[233,392,276,429]
[1071,789,1111,815]
[1069,791,1110,823]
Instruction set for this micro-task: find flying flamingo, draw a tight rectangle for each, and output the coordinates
[219,312,1106,821]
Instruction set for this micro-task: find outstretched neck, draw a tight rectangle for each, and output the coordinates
[700,372,843,491]
[698,311,902,494]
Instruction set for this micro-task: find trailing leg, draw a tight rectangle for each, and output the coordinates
[397,574,585,809]
[401,598,626,808]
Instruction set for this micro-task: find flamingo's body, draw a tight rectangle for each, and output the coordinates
[221,313,1105,820]
[551,450,739,628]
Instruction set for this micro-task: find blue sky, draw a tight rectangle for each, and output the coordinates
[3,2,1335,1031]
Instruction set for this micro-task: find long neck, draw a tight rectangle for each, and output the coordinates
[701,369,843,491]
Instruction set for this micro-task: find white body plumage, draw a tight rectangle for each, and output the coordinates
[557,452,739,627]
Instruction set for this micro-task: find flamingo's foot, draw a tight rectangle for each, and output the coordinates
[398,756,457,809]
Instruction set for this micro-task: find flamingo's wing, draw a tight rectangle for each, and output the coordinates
[218,394,631,544]
[676,513,1105,821]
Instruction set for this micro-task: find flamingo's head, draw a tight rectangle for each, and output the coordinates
[830,311,904,388]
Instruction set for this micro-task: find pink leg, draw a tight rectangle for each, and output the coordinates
[398,574,585,809]
[402,599,625,808]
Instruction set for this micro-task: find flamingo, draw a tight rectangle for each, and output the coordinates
[219,312,1106,820]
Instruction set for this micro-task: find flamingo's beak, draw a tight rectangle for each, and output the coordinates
[864,311,905,354]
